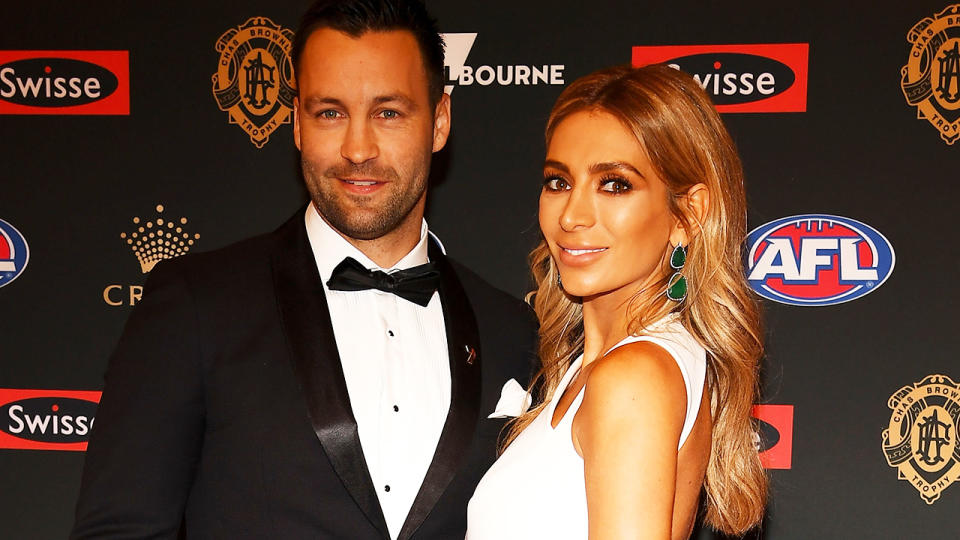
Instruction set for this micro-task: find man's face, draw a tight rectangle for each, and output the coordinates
[294,28,450,241]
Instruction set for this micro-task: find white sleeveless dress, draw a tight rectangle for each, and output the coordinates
[465,317,706,539]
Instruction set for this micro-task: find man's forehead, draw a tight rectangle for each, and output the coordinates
[297,28,429,101]
[299,28,425,78]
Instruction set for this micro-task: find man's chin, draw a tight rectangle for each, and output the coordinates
[316,207,398,241]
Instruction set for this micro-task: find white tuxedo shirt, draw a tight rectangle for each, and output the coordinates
[304,205,450,540]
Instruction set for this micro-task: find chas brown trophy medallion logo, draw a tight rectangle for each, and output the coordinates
[882,374,960,504]
[901,5,960,145]
[212,17,295,148]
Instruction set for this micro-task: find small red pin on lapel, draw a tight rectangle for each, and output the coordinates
[464,344,476,365]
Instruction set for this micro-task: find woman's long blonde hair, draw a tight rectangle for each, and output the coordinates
[502,64,767,535]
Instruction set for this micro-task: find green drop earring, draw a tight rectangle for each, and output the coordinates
[666,244,687,302]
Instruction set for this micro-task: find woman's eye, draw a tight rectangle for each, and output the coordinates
[600,177,632,194]
[543,177,569,191]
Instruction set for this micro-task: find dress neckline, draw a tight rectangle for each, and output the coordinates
[549,355,585,430]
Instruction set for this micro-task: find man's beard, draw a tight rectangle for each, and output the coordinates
[302,158,428,241]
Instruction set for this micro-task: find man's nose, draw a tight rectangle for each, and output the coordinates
[341,120,379,164]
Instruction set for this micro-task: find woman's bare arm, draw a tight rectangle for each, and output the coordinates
[574,341,688,540]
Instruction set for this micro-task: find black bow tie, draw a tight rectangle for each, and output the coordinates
[326,256,440,307]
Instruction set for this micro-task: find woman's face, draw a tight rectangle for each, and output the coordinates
[539,109,680,302]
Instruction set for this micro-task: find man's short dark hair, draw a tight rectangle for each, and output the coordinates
[291,0,446,106]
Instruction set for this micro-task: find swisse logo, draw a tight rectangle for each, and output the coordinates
[664,53,791,104]
[0,389,101,451]
[632,44,808,113]
[0,51,129,115]
[746,215,895,306]
[752,404,793,469]
[1,58,116,105]
[440,33,564,94]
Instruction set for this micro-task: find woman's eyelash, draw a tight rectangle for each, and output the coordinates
[599,175,633,193]
[542,175,567,190]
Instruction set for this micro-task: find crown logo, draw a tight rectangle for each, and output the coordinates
[120,205,200,273]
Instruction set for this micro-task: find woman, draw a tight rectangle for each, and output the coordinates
[466,64,767,539]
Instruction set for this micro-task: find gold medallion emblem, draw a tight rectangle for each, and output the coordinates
[212,17,295,148]
[882,374,960,504]
[901,4,960,145]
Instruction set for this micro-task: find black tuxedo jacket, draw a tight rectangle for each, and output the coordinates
[71,210,538,539]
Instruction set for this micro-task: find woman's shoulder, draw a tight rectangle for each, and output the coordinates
[573,339,689,458]
[584,339,688,408]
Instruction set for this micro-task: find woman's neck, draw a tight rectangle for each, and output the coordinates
[580,275,667,367]
[580,287,634,367]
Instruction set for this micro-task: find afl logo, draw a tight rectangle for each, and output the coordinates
[0,218,29,289]
[745,215,895,306]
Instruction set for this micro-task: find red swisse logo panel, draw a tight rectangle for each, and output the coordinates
[752,404,794,469]
[632,44,808,113]
[0,50,129,115]
[0,389,101,451]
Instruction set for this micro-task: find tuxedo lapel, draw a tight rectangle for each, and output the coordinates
[398,242,483,540]
[272,213,390,539]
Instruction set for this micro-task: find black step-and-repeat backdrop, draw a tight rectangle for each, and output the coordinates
[2,1,958,538]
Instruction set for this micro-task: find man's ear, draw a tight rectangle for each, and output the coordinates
[669,183,710,246]
[432,93,451,153]
[293,96,302,151]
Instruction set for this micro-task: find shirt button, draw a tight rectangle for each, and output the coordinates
[387,330,395,337]
[393,405,399,412]
[384,485,391,492]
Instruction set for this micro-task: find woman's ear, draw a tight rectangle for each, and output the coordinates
[669,183,710,246]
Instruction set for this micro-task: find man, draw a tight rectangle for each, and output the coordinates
[70,1,537,538]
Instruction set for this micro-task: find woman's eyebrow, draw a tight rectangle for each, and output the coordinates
[588,161,644,178]
[543,159,569,173]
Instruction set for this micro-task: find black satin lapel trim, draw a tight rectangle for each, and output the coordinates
[398,243,482,540]
[272,213,390,539]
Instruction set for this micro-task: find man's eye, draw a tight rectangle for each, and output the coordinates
[543,177,570,191]
[599,177,632,194]
[317,109,341,119]
[379,110,400,119]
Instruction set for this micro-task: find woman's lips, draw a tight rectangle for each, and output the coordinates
[557,245,608,266]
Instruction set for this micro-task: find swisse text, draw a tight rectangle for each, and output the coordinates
[673,64,775,96]
[3,397,97,443]
[666,53,794,105]
[0,58,118,106]
[633,44,808,113]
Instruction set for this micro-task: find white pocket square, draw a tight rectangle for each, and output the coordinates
[488,378,532,419]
